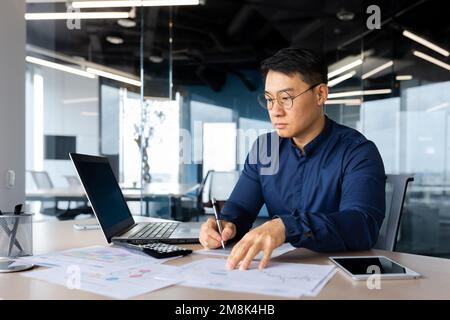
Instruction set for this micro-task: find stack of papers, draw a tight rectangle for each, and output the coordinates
[155,258,337,298]
[23,262,179,299]
[18,246,180,299]
[19,245,337,299]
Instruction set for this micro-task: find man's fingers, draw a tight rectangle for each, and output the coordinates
[201,219,222,242]
[258,248,273,270]
[221,223,236,241]
[226,241,250,270]
[239,244,261,270]
[200,233,222,249]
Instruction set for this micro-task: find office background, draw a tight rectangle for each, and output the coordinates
[1,0,450,259]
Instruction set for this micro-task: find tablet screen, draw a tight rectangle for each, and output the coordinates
[332,257,407,275]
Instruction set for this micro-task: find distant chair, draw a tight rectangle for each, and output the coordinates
[27,170,92,220]
[29,170,54,189]
[202,170,240,211]
[28,170,63,217]
[64,175,81,186]
[374,174,414,251]
[178,170,240,222]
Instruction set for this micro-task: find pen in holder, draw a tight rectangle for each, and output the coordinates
[0,212,33,259]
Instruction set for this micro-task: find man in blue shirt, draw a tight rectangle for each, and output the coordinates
[199,47,386,271]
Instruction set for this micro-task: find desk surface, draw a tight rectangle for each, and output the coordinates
[1,217,450,300]
[26,183,199,200]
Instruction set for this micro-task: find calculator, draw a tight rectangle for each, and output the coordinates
[140,243,193,258]
[116,242,192,259]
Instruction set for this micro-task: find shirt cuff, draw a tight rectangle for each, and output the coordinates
[273,211,313,244]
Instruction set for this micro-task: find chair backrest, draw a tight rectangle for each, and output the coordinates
[374,174,414,251]
[200,170,240,209]
[28,170,54,189]
[64,175,81,186]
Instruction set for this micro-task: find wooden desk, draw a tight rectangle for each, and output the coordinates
[1,217,449,300]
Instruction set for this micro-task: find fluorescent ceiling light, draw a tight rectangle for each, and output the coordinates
[63,97,99,104]
[117,18,136,27]
[86,67,141,86]
[403,30,449,57]
[328,58,363,79]
[362,60,394,80]
[325,99,362,105]
[106,36,124,44]
[413,50,450,71]
[26,56,96,79]
[328,71,356,87]
[328,89,392,99]
[81,111,99,117]
[396,75,413,81]
[72,0,201,8]
[426,102,449,112]
[25,11,129,20]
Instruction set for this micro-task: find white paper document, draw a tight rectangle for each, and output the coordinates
[155,258,336,298]
[16,245,173,270]
[195,243,297,260]
[23,263,179,299]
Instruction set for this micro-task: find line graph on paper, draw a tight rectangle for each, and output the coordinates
[167,258,336,297]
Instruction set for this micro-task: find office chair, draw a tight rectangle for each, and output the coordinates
[64,175,81,186]
[179,170,240,222]
[202,170,240,211]
[374,174,414,251]
[28,171,92,220]
[28,170,64,217]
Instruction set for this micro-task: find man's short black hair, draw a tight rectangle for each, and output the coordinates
[261,47,328,85]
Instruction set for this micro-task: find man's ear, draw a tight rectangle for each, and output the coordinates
[316,84,328,106]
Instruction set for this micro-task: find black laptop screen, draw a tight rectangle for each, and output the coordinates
[70,153,134,242]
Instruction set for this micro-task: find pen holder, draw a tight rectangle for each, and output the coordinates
[0,213,33,258]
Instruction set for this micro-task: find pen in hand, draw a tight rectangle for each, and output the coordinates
[211,197,226,250]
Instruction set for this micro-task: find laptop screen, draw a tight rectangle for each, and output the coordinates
[70,153,134,242]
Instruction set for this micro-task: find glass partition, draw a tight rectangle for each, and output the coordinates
[24,1,450,258]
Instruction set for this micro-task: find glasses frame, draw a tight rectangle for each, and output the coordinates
[258,83,322,110]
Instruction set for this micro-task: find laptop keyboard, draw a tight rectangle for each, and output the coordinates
[129,222,178,239]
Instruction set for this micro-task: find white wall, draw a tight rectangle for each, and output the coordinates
[0,1,25,209]
[26,66,99,188]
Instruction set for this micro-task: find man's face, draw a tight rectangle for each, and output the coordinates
[264,70,325,138]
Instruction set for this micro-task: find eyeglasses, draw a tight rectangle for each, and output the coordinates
[257,83,321,110]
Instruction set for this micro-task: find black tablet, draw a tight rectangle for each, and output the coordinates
[329,256,421,280]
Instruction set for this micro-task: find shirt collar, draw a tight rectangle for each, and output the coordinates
[290,115,333,157]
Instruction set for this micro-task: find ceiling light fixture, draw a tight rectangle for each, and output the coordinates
[426,102,449,113]
[328,58,363,79]
[25,11,130,20]
[86,67,141,86]
[328,71,356,87]
[106,36,124,44]
[336,8,355,21]
[325,98,362,105]
[362,60,394,80]
[413,50,450,71]
[26,56,96,79]
[396,75,413,81]
[403,30,449,57]
[328,89,392,99]
[117,18,136,27]
[72,0,203,8]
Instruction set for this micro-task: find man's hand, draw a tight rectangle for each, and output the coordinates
[226,218,286,270]
[199,217,236,249]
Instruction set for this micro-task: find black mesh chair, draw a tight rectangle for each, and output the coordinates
[179,170,240,222]
[374,174,414,251]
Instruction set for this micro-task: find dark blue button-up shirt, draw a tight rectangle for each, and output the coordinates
[219,116,386,252]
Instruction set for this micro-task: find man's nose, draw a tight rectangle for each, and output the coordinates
[270,100,285,116]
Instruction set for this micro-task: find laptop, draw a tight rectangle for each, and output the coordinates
[70,153,201,244]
